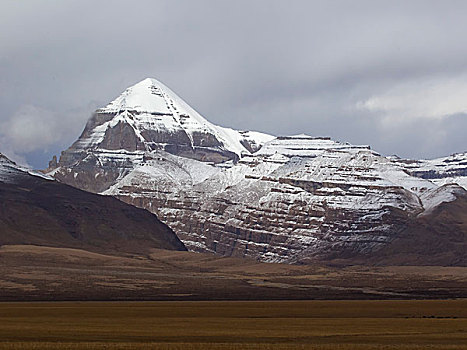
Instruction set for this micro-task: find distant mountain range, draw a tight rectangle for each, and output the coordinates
[1,150,465,300]
[44,78,467,265]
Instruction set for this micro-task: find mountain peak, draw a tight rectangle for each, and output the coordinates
[131,77,171,92]
[95,78,273,158]
[100,77,192,115]
[55,78,275,173]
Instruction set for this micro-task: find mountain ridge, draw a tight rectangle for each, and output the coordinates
[0,152,186,255]
[46,78,467,265]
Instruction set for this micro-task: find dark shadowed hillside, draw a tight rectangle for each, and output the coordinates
[367,194,467,266]
[0,154,186,256]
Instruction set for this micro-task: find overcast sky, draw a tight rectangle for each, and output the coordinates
[1,0,467,168]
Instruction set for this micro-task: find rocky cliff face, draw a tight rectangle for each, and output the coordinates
[47,78,467,264]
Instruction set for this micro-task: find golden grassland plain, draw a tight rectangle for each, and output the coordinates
[0,300,466,350]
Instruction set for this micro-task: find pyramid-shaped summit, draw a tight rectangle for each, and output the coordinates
[58,78,274,169]
[101,78,206,117]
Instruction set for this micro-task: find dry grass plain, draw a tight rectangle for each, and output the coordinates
[1,245,466,301]
[0,300,466,350]
[1,245,466,349]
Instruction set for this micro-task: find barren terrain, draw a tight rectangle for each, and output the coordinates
[0,245,465,301]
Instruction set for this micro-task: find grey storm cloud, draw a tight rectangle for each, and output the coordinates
[0,0,466,168]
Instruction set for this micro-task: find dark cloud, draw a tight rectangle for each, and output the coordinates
[0,0,466,168]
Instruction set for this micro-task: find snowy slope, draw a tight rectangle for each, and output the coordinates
[0,153,53,183]
[76,135,464,261]
[97,136,463,260]
[409,152,467,190]
[0,153,18,183]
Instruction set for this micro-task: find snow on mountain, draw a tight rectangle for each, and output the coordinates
[0,153,14,167]
[0,153,17,183]
[73,78,274,159]
[397,152,467,190]
[256,135,370,158]
[46,78,467,263]
[0,153,53,183]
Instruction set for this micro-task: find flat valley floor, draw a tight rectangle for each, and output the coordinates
[1,245,466,301]
[0,300,466,350]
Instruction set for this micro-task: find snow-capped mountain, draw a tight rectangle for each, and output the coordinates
[65,78,272,163]
[47,78,467,264]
